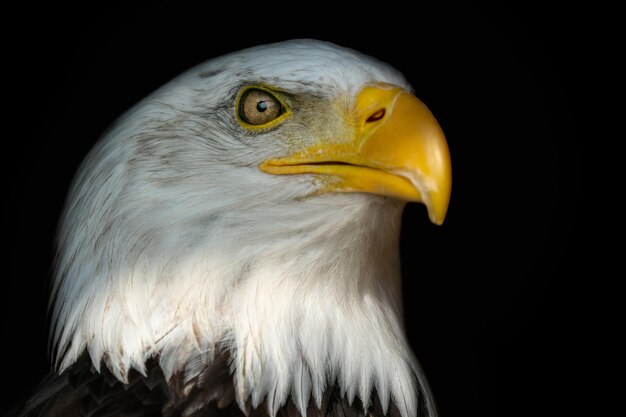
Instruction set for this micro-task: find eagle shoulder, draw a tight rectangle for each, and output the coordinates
[14,350,423,417]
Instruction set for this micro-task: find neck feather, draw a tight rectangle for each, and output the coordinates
[53,195,420,417]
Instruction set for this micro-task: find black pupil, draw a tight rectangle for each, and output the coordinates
[256,100,267,112]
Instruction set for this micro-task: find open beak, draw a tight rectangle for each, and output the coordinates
[260,84,452,225]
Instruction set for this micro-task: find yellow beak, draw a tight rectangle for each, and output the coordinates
[260,84,452,225]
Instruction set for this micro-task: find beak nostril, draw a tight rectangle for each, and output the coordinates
[366,108,386,123]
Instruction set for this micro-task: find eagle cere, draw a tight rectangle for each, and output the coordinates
[19,40,451,417]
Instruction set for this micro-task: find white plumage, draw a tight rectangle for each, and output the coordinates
[48,40,446,417]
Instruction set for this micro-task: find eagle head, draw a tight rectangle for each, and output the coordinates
[51,40,451,417]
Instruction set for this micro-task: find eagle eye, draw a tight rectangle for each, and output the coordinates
[238,88,286,127]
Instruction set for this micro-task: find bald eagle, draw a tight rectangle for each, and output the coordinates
[15,40,451,417]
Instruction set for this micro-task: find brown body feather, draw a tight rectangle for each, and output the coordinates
[12,351,428,417]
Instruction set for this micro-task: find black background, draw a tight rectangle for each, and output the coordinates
[2,2,588,416]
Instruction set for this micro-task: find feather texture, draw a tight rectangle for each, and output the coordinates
[15,351,429,417]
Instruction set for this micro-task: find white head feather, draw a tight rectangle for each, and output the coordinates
[51,40,434,417]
